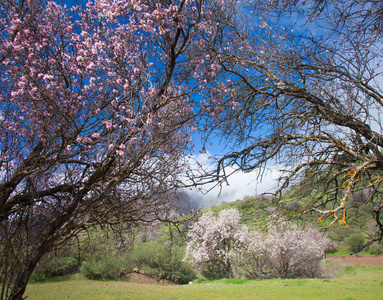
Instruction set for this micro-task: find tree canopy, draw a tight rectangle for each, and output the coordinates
[201,0,383,242]
[0,0,224,298]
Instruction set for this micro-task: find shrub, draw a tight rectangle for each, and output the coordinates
[80,238,195,283]
[346,233,365,252]
[132,241,196,284]
[34,256,79,277]
[53,257,79,276]
[369,243,383,255]
[80,253,132,280]
[201,261,230,280]
[29,273,46,283]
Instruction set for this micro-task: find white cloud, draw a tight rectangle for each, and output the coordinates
[183,152,281,209]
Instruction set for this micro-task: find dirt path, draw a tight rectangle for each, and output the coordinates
[327,255,383,266]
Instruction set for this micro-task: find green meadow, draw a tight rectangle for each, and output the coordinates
[25,264,383,300]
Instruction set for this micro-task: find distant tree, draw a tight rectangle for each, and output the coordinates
[261,219,336,278]
[233,214,336,279]
[369,243,383,255]
[200,0,383,241]
[346,233,366,252]
[186,209,335,279]
[0,0,224,298]
[185,209,246,278]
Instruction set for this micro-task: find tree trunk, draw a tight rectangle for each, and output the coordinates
[225,259,233,278]
[8,253,42,300]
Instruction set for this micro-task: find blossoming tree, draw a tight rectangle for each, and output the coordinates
[0,0,227,298]
[185,208,247,278]
[185,209,336,279]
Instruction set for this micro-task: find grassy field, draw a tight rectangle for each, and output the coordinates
[25,263,383,300]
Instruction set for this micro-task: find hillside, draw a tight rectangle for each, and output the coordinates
[204,194,376,244]
[206,196,273,230]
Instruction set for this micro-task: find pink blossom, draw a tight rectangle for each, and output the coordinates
[105,121,112,129]
[43,74,54,81]
[146,114,152,125]
[83,137,92,144]
[89,77,96,87]
[210,61,221,72]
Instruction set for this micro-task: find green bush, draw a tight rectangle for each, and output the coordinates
[34,256,79,277]
[80,253,132,280]
[200,261,230,280]
[29,272,46,283]
[369,243,383,255]
[131,241,196,284]
[54,257,79,275]
[346,233,365,252]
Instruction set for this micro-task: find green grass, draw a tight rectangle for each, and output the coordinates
[25,265,383,300]
[330,248,353,256]
[329,248,383,256]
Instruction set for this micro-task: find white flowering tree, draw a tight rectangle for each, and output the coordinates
[242,217,337,279]
[186,209,336,279]
[263,220,331,278]
[185,208,247,278]
[231,227,268,279]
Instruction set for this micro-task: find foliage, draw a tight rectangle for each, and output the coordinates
[34,257,79,278]
[30,255,79,283]
[131,240,196,284]
[28,273,46,284]
[79,234,196,284]
[79,226,137,261]
[206,193,366,245]
[369,243,383,256]
[200,261,231,280]
[346,233,366,253]
[80,253,131,281]
[207,196,274,230]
